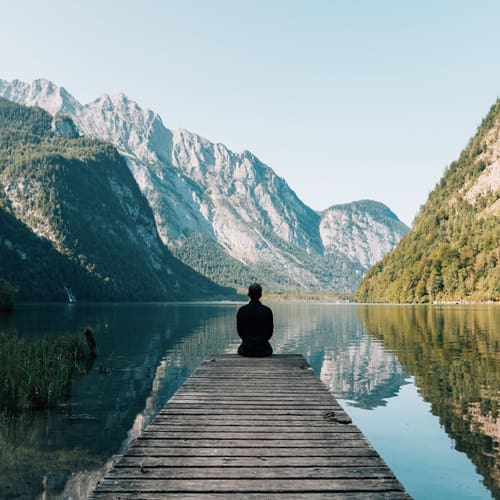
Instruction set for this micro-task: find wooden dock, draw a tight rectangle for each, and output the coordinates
[90,354,410,499]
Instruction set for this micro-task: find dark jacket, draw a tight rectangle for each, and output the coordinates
[236,300,273,357]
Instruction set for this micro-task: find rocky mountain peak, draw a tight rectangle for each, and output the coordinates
[0,78,81,116]
[80,91,172,164]
[319,200,408,268]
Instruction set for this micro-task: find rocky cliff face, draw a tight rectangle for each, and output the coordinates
[0,78,409,293]
[0,78,82,116]
[320,200,409,269]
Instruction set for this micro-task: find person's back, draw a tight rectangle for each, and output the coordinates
[237,283,273,357]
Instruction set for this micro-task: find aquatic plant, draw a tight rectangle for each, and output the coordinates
[0,334,85,414]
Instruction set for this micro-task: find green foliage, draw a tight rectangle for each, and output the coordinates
[0,97,52,138]
[0,203,110,301]
[355,99,500,303]
[0,97,230,301]
[172,233,261,292]
[173,230,365,294]
[0,333,85,414]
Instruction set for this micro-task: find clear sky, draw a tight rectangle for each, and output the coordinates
[1,0,499,225]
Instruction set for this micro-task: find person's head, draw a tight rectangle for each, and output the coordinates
[248,283,262,301]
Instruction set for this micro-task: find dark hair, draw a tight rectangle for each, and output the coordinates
[248,283,262,300]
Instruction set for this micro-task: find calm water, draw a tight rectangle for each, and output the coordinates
[0,303,498,499]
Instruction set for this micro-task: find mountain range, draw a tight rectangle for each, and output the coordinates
[0,78,409,298]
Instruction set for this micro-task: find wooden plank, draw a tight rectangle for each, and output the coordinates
[173,392,333,396]
[153,414,346,421]
[170,393,339,397]
[90,354,410,498]
[139,431,364,440]
[200,354,304,359]
[133,439,371,448]
[164,406,346,412]
[106,466,395,479]
[150,421,351,428]
[90,493,411,499]
[124,447,380,457]
[159,409,345,416]
[115,456,388,468]
[146,425,362,433]
[179,382,328,387]
[93,477,406,493]
[167,400,342,406]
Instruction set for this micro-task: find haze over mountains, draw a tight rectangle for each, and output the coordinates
[0,78,409,298]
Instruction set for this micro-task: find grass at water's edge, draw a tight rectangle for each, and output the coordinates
[0,333,85,415]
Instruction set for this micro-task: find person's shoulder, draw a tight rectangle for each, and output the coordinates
[260,303,273,313]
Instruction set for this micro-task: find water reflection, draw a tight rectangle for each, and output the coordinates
[358,305,500,499]
[0,303,497,499]
[272,303,409,408]
[0,303,240,499]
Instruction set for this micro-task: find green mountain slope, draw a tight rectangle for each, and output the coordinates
[173,230,365,295]
[355,100,500,303]
[0,98,231,301]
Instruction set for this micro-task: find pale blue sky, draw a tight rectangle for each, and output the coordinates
[1,0,500,225]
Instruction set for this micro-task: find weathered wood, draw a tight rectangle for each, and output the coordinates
[115,456,388,468]
[93,477,407,493]
[148,423,356,430]
[154,414,348,426]
[159,409,345,417]
[106,465,395,478]
[140,431,363,439]
[90,493,411,499]
[90,354,410,499]
[134,438,371,448]
[146,425,362,433]
[170,396,337,401]
[124,447,380,457]
[161,402,344,407]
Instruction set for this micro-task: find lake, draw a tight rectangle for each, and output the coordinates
[0,302,498,499]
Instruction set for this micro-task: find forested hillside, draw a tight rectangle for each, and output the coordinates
[0,98,231,301]
[173,231,366,293]
[355,100,500,303]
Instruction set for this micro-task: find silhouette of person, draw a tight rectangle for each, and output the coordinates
[237,283,273,357]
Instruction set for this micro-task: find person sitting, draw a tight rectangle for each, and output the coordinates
[236,283,273,357]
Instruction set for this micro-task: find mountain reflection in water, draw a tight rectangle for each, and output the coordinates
[358,304,500,499]
[0,303,497,499]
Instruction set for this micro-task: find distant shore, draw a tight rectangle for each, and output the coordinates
[432,300,499,305]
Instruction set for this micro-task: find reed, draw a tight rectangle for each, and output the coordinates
[0,333,85,414]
